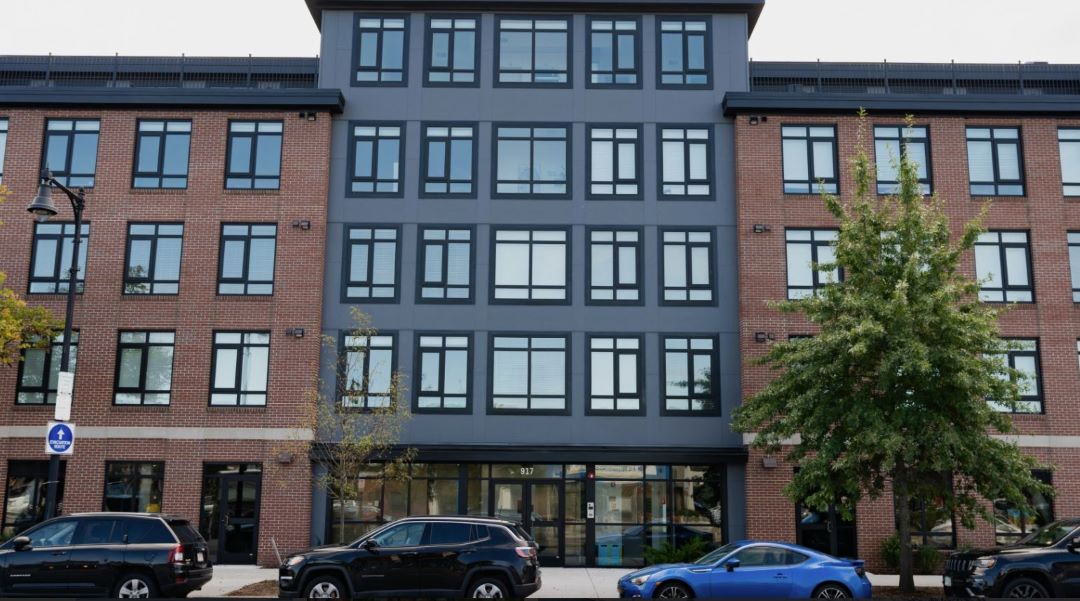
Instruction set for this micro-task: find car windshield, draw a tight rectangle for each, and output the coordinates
[692,542,742,565]
[1017,522,1079,547]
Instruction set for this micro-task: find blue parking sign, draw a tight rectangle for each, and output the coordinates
[46,422,75,455]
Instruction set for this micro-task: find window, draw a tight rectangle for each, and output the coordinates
[421,124,475,196]
[494,125,569,197]
[354,15,408,85]
[210,332,269,406]
[371,521,426,547]
[662,336,718,414]
[732,546,805,567]
[103,462,164,513]
[340,333,395,409]
[974,231,1033,303]
[587,17,640,87]
[426,16,478,85]
[782,126,838,194]
[660,229,714,304]
[491,228,569,303]
[496,17,570,86]
[114,331,175,405]
[225,121,282,189]
[588,126,641,199]
[588,228,642,304]
[994,471,1052,545]
[1070,232,1080,302]
[345,226,399,301]
[16,332,77,405]
[2,461,66,539]
[786,229,840,299]
[428,522,473,545]
[908,476,954,548]
[1060,129,1080,196]
[29,222,88,294]
[587,335,643,414]
[967,127,1024,196]
[349,123,403,196]
[42,119,99,187]
[874,125,931,194]
[21,518,77,549]
[657,18,710,87]
[133,120,191,188]
[218,224,276,295]
[659,127,712,198]
[0,118,7,183]
[123,223,183,295]
[490,335,568,413]
[990,339,1042,413]
[415,334,471,412]
[417,227,472,302]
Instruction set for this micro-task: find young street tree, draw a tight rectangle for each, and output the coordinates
[0,186,60,366]
[282,308,415,544]
[733,114,1049,593]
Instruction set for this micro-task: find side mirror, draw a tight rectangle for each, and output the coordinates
[363,539,379,551]
[724,558,740,572]
[12,536,31,552]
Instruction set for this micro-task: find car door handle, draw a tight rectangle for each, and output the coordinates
[51,552,66,556]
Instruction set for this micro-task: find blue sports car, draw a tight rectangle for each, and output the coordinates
[617,540,872,599]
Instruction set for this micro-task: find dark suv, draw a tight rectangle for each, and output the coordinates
[279,516,541,598]
[943,519,1080,598]
[0,512,212,598]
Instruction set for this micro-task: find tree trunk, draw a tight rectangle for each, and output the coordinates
[339,496,346,545]
[893,473,916,594]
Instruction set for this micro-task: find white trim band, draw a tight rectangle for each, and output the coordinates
[0,426,313,441]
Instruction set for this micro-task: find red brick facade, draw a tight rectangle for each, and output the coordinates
[0,107,332,566]
[734,112,1080,570]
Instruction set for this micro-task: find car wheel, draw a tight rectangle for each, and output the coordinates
[654,582,692,599]
[1002,577,1049,598]
[304,575,346,599]
[813,583,851,598]
[115,574,157,599]
[470,577,509,598]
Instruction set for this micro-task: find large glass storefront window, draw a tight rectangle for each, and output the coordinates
[2,461,66,539]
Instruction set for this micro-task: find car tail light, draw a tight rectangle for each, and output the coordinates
[854,566,865,577]
[169,544,186,565]
[515,546,537,559]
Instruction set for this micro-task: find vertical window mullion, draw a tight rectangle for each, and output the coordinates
[137,337,151,401]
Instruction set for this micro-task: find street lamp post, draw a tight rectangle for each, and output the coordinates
[27,169,86,521]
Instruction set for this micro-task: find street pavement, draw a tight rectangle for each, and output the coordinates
[193,565,944,597]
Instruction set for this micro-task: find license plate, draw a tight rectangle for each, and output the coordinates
[943,576,952,587]
[197,552,205,563]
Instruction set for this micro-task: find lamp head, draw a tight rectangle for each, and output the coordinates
[26,181,57,222]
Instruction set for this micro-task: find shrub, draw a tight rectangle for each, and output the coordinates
[644,538,711,565]
[881,533,943,574]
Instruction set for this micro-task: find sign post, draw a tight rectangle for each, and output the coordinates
[45,422,75,455]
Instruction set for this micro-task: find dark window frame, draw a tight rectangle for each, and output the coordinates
[489,226,572,306]
[586,124,643,200]
[494,14,573,89]
[102,461,165,513]
[0,118,8,183]
[131,119,192,189]
[113,330,176,406]
[338,330,398,411]
[585,333,646,416]
[41,118,100,188]
[351,13,410,87]
[415,225,475,304]
[908,475,957,550]
[492,123,572,199]
[655,16,712,90]
[487,332,572,416]
[424,14,481,88]
[208,331,271,407]
[586,15,643,89]
[658,227,717,306]
[994,337,1043,415]
[28,221,89,295]
[346,121,406,198]
[660,334,720,416]
[1069,231,1080,303]
[123,222,184,295]
[781,124,840,195]
[342,224,402,304]
[657,124,715,200]
[974,230,1034,304]
[419,122,478,199]
[785,228,842,300]
[994,470,1053,545]
[224,120,283,190]
[15,332,78,406]
[1060,127,1080,197]
[216,223,277,296]
[585,226,644,306]
[412,331,473,414]
[966,126,1026,197]
[873,124,932,195]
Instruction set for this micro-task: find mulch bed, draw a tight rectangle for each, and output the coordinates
[873,585,946,598]
[227,579,278,597]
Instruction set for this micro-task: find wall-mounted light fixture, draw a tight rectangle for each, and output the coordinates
[749,115,767,125]
[752,224,771,234]
[285,328,305,338]
[299,111,317,121]
[754,332,776,343]
[762,456,778,469]
[292,219,311,230]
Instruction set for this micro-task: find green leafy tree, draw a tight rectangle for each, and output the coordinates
[0,185,60,365]
[732,114,1049,593]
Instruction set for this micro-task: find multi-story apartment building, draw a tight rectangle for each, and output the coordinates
[304,0,763,566]
[727,61,1080,568]
[0,56,341,565]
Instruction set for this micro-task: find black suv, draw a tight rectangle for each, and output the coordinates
[0,512,212,598]
[943,519,1080,598]
[279,516,542,598]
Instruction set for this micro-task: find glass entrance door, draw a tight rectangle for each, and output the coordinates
[200,464,262,564]
[796,503,856,559]
[491,480,564,566]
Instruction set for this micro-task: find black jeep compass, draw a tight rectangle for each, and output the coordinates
[943,519,1080,598]
[278,516,541,598]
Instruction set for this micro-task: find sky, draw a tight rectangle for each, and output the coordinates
[0,0,1076,64]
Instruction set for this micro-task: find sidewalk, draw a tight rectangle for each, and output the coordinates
[190,565,277,597]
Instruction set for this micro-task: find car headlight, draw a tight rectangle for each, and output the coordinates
[285,555,305,567]
[631,575,651,587]
[975,558,997,569]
